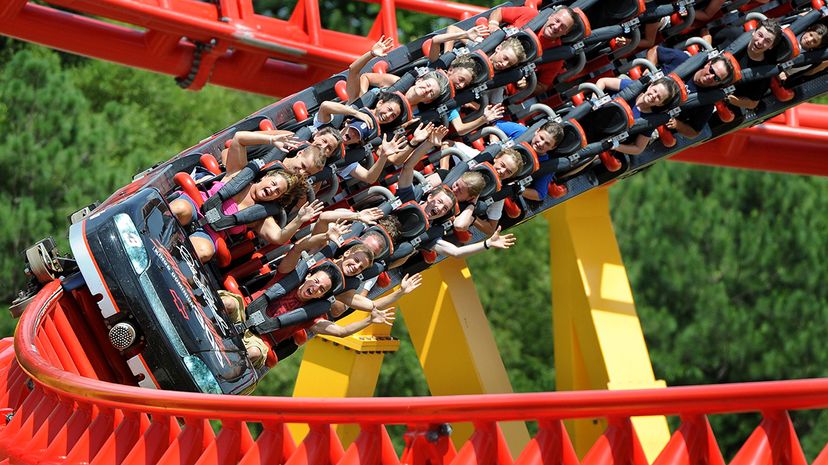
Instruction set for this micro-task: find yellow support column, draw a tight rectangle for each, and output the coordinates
[546,188,670,462]
[397,258,530,458]
[291,309,400,446]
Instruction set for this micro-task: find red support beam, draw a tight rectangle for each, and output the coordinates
[671,104,828,177]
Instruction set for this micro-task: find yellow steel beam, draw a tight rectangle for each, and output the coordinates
[546,188,669,462]
[291,307,399,446]
[397,258,530,458]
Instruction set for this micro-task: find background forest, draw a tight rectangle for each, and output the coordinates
[1,0,827,458]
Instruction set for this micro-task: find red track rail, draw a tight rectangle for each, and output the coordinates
[1,1,827,176]
[0,0,484,96]
[1,280,827,464]
[673,105,828,177]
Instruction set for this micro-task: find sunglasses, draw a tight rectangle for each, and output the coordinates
[708,65,724,83]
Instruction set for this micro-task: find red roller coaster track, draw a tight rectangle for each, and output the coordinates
[0,0,826,176]
[1,281,827,465]
[1,1,828,464]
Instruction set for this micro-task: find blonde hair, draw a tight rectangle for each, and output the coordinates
[499,37,527,65]
[496,148,525,178]
[460,171,486,198]
[344,243,375,264]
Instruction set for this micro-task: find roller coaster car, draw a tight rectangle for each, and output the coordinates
[68,186,259,395]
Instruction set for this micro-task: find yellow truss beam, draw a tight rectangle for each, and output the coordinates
[546,188,670,461]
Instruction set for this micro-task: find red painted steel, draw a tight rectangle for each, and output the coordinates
[1,281,828,464]
[671,104,828,176]
[0,0,484,97]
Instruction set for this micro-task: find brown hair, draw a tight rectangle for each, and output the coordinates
[376,215,402,243]
[449,55,480,85]
[262,170,307,207]
[315,127,343,156]
[300,145,326,170]
[539,121,565,146]
[428,185,458,216]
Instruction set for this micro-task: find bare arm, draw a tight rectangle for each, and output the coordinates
[347,36,393,103]
[450,104,505,136]
[646,46,659,67]
[726,95,759,110]
[596,77,622,92]
[257,200,325,249]
[311,307,395,337]
[453,204,477,230]
[432,228,516,259]
[428,25,487,61]
[615,134,651,155]
[225,131,297,175]
[668,118,700,139]
[336,273,422,311]
[694,0,725,22]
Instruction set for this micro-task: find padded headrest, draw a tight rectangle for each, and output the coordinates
[513,30,544,63]
[562,8,592,44]
[393,91,414,124]
[469,50,495,85]
[471,161,501,198]
[360,225,395,261]
[771,28,802,63]
[392,201,429,239]
[603,0,645,21]
[666,73,688,106]
[513,142,540,179]
[555,119,588,155]
[580,100,634,141]
[721,52,743,84]
[308,259,345,298]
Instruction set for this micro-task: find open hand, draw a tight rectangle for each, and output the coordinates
[370,307,396,326]
[357,207,384,225]
[326,219,351,242]
[399,273,423,294]
[371,36,394,57]
[484,103,505,123]
[297,199,325,223]
[487,227,516,250]
[378,133,407,157]
[428,125,450,146]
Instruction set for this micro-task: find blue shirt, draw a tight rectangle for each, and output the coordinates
[494,121,555,201]
[495,121,528,139]
[656,47,698,93]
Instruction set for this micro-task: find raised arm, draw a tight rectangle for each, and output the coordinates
[256,199,325,247]
[397,124,442,189]
[225,131,299,175]
[317,101,376,128]
[336,273,422,311]
[428,25,488,61]
[615,133,651,155]
[346,36,394,103]
[450,104,505,136]
[349,133,406,184]
[274,226,335,275]
[596,77,622,93]
[432,227,515,258]
[311,307,395,337]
